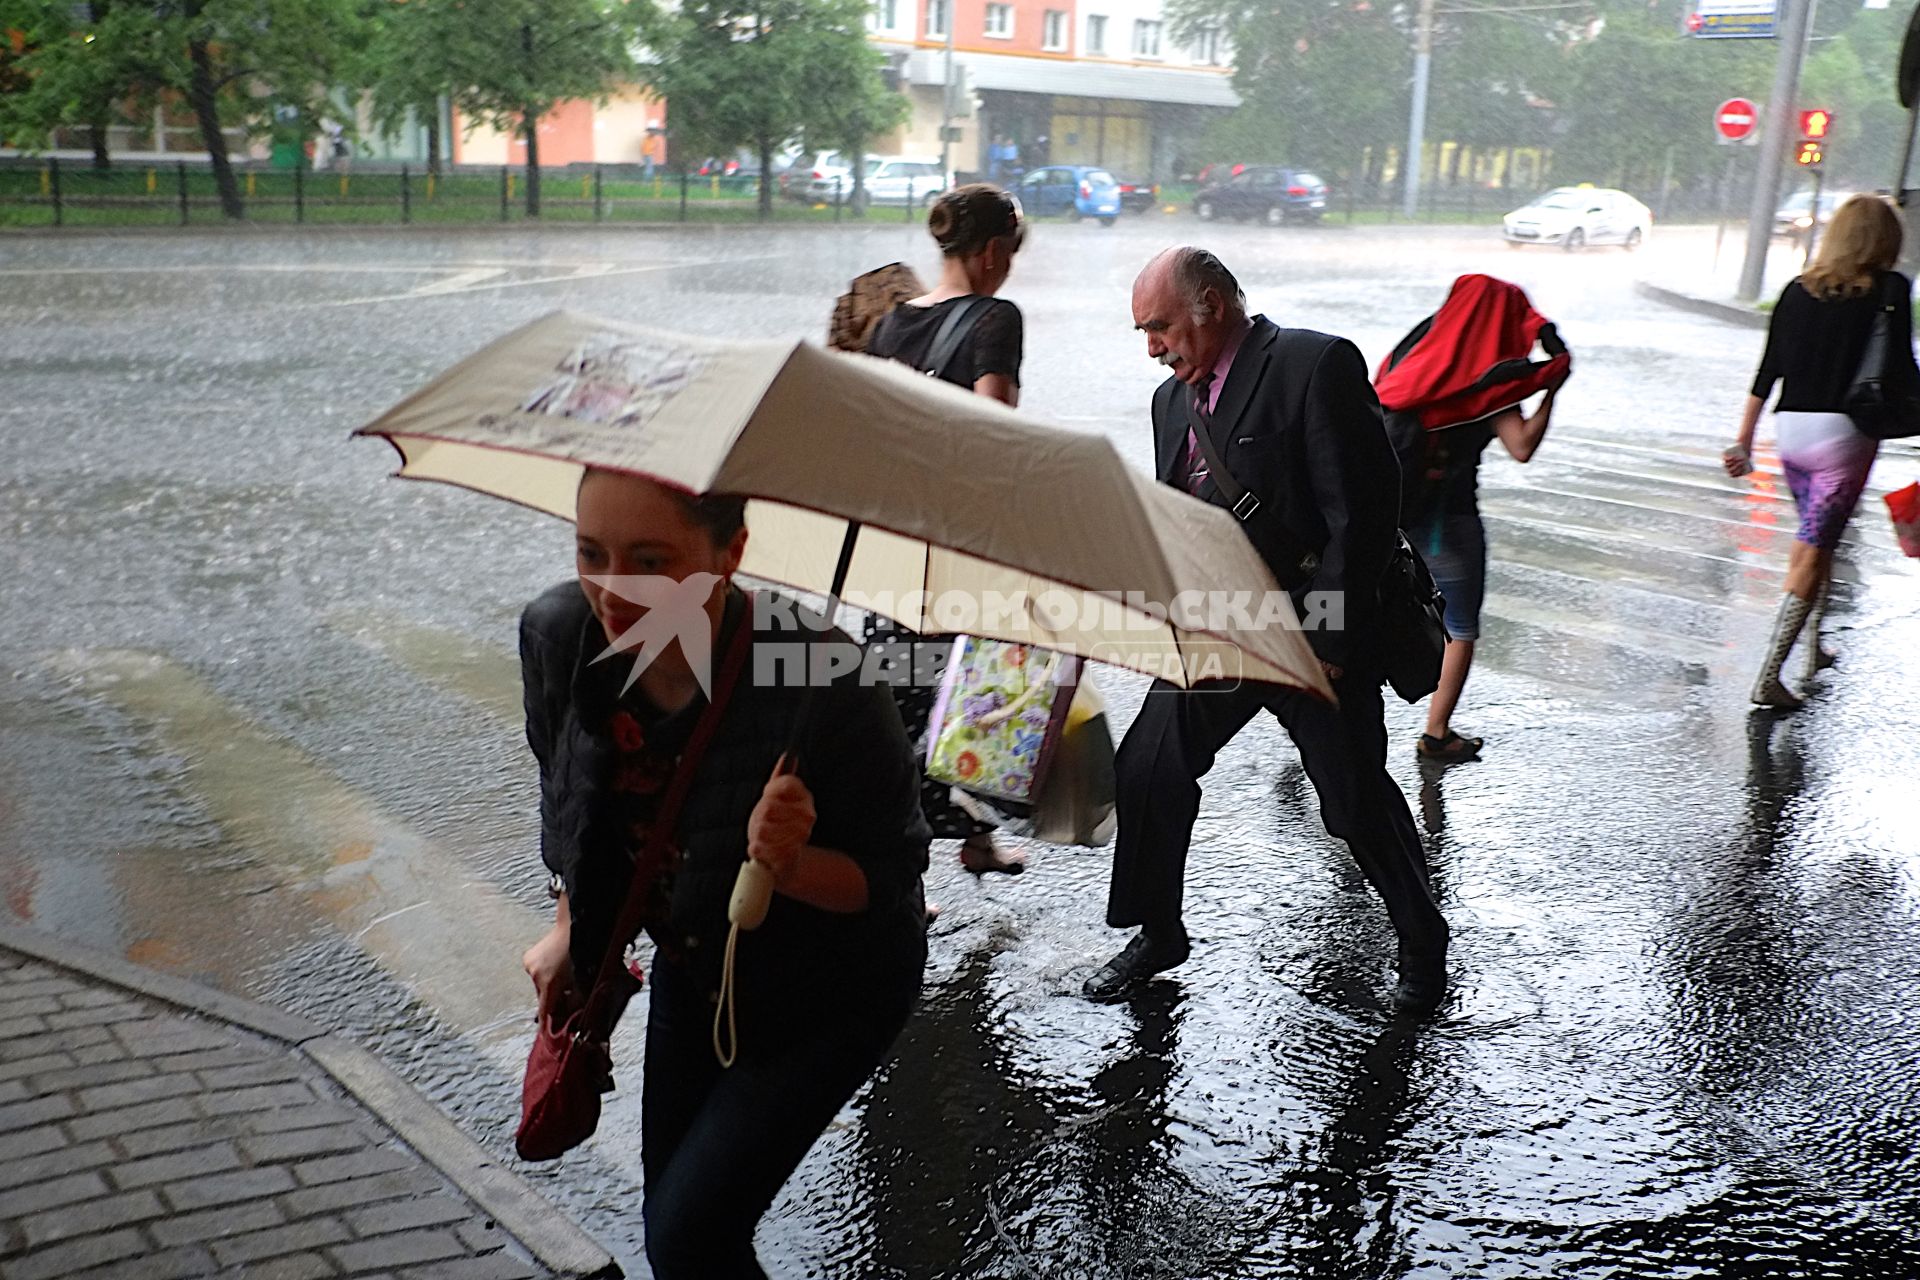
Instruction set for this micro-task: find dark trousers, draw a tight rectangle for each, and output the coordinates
[1107,671,1449,959]
[641,961,905,1279]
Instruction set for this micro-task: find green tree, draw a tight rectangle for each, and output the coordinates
[432,0,638,216]
[1551,4,1769,198]
[362,0,458,177]
[640,0,897,219]
[1802,3,1905,190]
[796,19,908,214]
[0,0,145,169]
[1172,0,1409,178]
[3,0,368,216]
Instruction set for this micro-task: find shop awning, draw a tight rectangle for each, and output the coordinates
[899,49,1240,109]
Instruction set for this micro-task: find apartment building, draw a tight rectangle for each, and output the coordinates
[867,0,1235,181]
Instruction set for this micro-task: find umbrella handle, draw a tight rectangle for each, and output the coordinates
[780,520,862,767]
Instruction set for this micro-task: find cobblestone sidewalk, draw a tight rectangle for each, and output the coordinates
[0,929,615,1280]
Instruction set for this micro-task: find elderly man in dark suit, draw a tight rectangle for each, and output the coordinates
[1084,247,1450,1013]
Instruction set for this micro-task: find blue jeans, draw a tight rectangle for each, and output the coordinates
[1409,511,1487,642]
[640,958,908,1279]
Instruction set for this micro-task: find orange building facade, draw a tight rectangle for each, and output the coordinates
[451,92,668,169]
[867,0,1235,180]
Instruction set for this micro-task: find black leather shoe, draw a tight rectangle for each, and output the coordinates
[1083,929,1191,1003]
[1390,956,1447,1015]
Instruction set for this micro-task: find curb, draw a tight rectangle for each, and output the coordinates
[0,919,620,1280]
[1635,279,1769,330]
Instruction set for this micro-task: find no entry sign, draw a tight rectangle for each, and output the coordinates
[1715,97,1761,142]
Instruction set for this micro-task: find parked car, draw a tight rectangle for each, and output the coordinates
[1502,187,1650,250]
[1016,165,1122,224]
[856,157,950,209]
[1114,176,1160,213]
[781,150,856,202]
[1193,166,1328,225]
[1774,189,1849,240]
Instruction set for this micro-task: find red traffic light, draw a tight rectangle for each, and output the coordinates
[1794,140,1825,167]
[1799,108,1833,139]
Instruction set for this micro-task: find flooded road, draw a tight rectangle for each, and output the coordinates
[3,219,1918,1277]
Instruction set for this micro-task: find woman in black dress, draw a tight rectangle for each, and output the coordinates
[866,184,1029,876]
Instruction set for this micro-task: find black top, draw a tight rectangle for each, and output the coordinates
[1429,417,1498,518]
[1752,271,1913,412]
[520,584,929,1036]
[867,295,1024,388]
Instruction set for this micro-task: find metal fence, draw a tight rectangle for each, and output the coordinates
[1,157,1754,231]
[0,158,939,228]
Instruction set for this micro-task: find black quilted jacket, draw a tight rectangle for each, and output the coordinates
[519,582,929,1031]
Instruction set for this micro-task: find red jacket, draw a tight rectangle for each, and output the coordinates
[1374,274,1570,430]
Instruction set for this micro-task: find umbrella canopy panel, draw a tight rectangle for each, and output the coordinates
[356,311,1330,698]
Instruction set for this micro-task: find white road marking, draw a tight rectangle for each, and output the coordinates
[403,268,508,295]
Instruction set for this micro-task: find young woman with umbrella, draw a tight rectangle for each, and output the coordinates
[1725,194,1909,709]
[518,468,929,1278]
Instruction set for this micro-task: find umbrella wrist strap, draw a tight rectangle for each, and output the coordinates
[714,921,744,1068]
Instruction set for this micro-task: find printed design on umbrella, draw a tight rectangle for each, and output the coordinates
[519,332,708,432]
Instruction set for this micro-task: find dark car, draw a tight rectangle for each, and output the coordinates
[1114,176,1160,213]
[1194,166,1329,225]
[1193,162,1248,186]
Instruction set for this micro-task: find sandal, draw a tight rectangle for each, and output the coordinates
[959,835,1025,877]
[1417,730,1484,763]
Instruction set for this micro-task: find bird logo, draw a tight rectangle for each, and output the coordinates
[586,572,726,697]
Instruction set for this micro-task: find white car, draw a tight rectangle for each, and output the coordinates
[784,150,857,202]
[856,157,950,209]
[1503,187,1651,251]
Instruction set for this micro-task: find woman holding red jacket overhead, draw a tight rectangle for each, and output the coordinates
[1374,275,1572,763]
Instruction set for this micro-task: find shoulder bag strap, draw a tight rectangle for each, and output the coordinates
[1183,393,1324,588]
[1184,404,1255,515]
[582,599,757,1017]
[924,296,995,382]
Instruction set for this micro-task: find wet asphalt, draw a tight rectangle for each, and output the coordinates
[2,216,1918,1279]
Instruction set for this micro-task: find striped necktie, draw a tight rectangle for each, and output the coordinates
[1184,376,1214,496]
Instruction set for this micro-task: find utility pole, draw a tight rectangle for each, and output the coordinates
[938,0,956,182]
[1404,0,1435,219]
[1737,0,1817,300]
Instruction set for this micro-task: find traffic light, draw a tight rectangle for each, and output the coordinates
[1795,139,1825,168]
[1798,109,1833,140]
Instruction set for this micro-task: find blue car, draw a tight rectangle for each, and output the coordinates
[1015,165,1122,225]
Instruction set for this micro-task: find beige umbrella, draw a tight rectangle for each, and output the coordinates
[353,309,1331,699]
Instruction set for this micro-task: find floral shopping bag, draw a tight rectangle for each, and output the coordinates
[1888,481,1920,559]
[925,637,1079,806]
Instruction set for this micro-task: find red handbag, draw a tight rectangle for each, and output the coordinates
[515,607,755,1162]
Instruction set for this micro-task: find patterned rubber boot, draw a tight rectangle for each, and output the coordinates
[1801,579,1833,684]
[1751,593,1814,709]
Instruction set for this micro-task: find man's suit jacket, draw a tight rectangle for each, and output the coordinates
[1151,315,1401,669]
